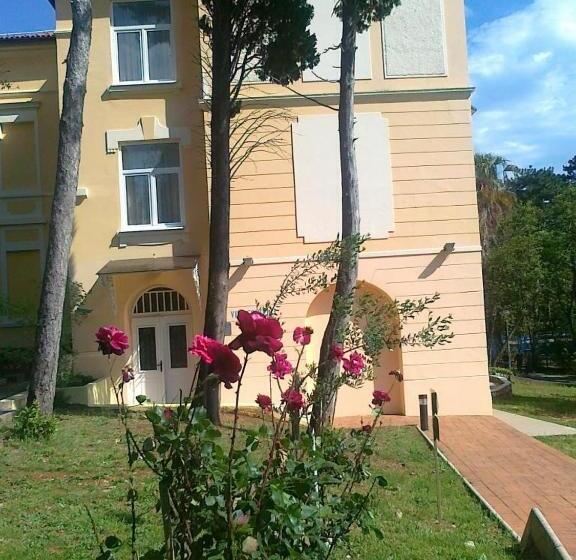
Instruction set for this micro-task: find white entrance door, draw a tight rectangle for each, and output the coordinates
[132,317,193,404]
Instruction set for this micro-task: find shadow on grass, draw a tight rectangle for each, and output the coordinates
[54,405,120,418]
[497,393,575,419]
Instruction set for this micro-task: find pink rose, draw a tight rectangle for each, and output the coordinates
[267,352,293,380]
[163,408,174,421]
[255,394,272,411]
[281,389,305,412]
[293,326,313,346]
[342,351,365,377]
[229,310,284,356]
[330,343,344,362]
[372,390,391,407]
[96,326,129,356]
[121,366,134,383]
[189,335,242,389]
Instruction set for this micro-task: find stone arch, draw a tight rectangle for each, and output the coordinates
[306,281,404,417]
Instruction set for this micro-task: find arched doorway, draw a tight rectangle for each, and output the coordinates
[130,287,194,404]
[306,282,404,417]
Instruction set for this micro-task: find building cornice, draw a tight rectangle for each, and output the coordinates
[230,245,482,267]
[199,86,474,111]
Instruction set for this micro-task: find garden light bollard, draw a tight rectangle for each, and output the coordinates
[419,394,429,432]
[431,390,442,521]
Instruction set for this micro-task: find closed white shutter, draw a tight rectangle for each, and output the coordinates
[382,0,447,77]
[292,113,394,243]
[303,0,372,82]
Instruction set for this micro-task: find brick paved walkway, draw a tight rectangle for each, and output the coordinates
[433,416,576,557]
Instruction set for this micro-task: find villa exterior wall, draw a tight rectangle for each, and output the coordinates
[0,0,492,417]
[0,37,59,347]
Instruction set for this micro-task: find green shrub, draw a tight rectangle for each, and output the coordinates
[0,347,35,373]
[489,366,515,379]
[56,372,95,388]
[10,403,56,441]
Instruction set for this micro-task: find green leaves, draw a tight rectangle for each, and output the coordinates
[334,0,402,33]
[375,475,388,487]
[104,535,122,550]
[135,394,147,405]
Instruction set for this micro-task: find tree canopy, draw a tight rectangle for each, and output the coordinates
[483,153,576,371]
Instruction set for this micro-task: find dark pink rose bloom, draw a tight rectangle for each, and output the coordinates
[361,424,373,434]
[189,335,242,389]
[342,351,366,377]
[293,326,313,346]
[267,352,293,380]
[96,325,129,356]
[229,310,284,356]
[372,390,391,406]
[282,389,305,412]
[163,408,174,421]
[121,366,134,383]
[330,343,344,362]
[255,393,273,411]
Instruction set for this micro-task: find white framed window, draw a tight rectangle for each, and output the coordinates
[111,0,176,84]
[120,142,184,231]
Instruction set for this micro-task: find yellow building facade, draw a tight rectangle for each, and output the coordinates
[0,0,492,417]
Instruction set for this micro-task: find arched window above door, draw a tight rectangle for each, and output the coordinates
[133,287,189,315]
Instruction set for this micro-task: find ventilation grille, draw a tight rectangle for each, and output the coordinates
[133,288,189,314]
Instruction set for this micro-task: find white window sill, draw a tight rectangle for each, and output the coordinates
[104,81,180,98]
[119,226,184,234]
[115,227,186,248]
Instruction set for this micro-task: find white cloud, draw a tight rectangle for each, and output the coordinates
[469,0,576,169]
[532,51,552,64]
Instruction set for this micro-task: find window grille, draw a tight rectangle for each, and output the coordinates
[133,287,189,314]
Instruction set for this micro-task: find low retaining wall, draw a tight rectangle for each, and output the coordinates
[521,508,572,560]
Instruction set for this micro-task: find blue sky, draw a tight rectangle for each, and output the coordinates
[1,0,574,171]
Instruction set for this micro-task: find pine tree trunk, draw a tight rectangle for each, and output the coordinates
[311,4,360,433]
[27,0,92,415]
[200,0,233,425]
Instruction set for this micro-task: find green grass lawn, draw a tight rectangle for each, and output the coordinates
[494,376,576,460]
[0,409,522,560]
[494,377,576,428]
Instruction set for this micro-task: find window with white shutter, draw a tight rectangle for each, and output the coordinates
[382,0,447,78]
[303,0,372,82]
[291,113,394,243]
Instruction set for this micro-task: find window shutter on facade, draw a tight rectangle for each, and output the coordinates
[382,0,447,77]
[303,0,372,82]
[6,250,41,307]
[292,113,394,243]
[0,122,37,191]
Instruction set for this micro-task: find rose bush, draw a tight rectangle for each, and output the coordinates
[93,316,397,560]
[90,242,453,560]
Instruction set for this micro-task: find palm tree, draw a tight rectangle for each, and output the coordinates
[475,153,517,366]
[475,153,516,256]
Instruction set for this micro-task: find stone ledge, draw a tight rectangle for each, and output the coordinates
[521,508,572,560]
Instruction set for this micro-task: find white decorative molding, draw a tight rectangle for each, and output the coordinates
[292,113,394,243]
[230,245,483,267]
[105,117,191,153]
[199,87,474,110]
[76,187,89,199]
[0,108,37,123]
[303,0,371,82]
[382,0,448,78]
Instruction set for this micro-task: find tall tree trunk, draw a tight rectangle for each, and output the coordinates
[310,3,360,433]
[27,0,92,415]
[200,0,233,425]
